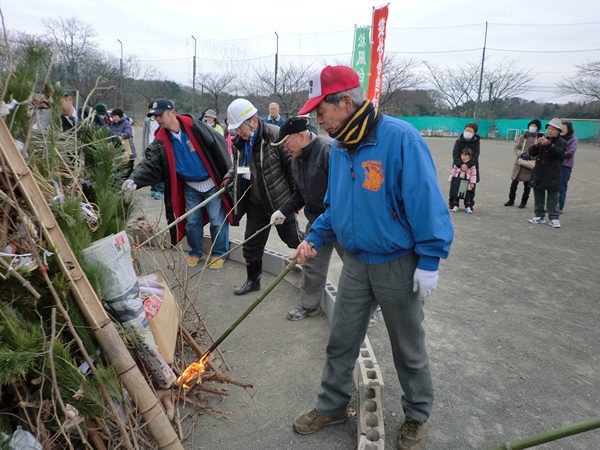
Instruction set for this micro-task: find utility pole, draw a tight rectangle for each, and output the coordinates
[274,31,279,95]
[117,39,124,109]
[191,35,197,115]
[473,21,488,122]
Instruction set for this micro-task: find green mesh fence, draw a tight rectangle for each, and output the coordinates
[395,116,599,141]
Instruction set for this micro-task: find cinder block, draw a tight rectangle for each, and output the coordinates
[322,283,337,322]
[261,248,283,275]
[357,434,385,450]
[354,338,384,389]
[356,384,385,448]
[225,238,245,264]
[284,263,303,289]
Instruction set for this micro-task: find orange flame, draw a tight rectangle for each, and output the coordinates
[177,353,210,388]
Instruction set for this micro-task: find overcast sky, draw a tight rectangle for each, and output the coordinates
[3,0,600,103]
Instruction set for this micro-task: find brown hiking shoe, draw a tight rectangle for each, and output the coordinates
[398,417,428,450]
[293,408,347,435]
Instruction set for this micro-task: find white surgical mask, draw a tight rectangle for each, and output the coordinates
[463,131,474,140]
[528,126,538,133]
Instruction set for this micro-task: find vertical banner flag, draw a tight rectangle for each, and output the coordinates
[367,5,389,107]
[352,26,371,93]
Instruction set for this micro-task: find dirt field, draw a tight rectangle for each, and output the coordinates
[133,133,600,449]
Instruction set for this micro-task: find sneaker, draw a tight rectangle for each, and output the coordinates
[465,207,473,214]
[518,202,527,209]
[398,417,428,450]
[293,408,347,435]
[451,206,459,212]
[287,304,322,321]
[186,255,203,267]
[152,191,163,200]
[549,219,561,228]
[504,200,514,206]
[369,306,381,327]
[208,256,224,270]
[528,216,545,224]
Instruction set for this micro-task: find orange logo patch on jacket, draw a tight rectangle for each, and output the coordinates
[362,161,384,191]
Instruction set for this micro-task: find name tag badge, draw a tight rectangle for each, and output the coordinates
[238,166,250,175]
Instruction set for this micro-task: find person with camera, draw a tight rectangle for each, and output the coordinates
[528,118,566,228]
[504,119,542,208]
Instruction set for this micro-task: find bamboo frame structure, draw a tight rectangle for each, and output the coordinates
[0,120,183,449]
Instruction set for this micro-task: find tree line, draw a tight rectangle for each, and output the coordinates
[2,17,600,124]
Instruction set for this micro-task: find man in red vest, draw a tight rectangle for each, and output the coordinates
[124,99,232,269]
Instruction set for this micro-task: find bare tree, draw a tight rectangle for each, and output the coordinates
[199,72,236,116]
[422,61,480,111]
[42,17,97,86]
[423,60,532,117]
[558,60,600,102]
[243,63,313,117]
[378,56,423,112]
[485,59,533,113]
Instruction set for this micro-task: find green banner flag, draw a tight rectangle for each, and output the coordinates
[352,26,371,93]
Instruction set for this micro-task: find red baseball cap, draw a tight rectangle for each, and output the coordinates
[297,66,360,115]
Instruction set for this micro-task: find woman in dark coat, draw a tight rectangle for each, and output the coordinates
[528,118,566,228]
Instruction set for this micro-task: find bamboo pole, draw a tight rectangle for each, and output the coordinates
[202,255,299,358]
[179,254,299,387]
[487,417,600,450]
[0,119,183,449]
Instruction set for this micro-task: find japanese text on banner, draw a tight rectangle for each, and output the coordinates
[367,5,389,107]
[352,26,371,93]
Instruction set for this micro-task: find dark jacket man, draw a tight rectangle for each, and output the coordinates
[224,98,301,296]
[131,114,232,244]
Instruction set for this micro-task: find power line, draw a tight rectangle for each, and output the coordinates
[388,48,481,54]
[389,22,484,30]
[490,21,600,27]
[488,47,600,54]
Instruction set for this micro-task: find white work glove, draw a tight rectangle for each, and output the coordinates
[121,179,136,192]
[412,268,439,299]
[270,210,286,225]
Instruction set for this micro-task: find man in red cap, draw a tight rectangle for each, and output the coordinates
[291,66,454,450]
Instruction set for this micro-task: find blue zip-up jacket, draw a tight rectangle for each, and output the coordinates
[306,115,453,271]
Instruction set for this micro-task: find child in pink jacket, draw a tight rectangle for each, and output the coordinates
[448,148,478,213]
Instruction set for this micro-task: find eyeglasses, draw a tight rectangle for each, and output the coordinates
[283,134,298,149]
[234,121,250,134]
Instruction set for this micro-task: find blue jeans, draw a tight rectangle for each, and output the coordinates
[183,185,229,258]
[151,182,164,194]
[559,166,572,210]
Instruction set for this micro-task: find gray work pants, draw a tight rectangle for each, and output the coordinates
[316,252,434,422]
[533,188,559,220]
[300,242,344,310]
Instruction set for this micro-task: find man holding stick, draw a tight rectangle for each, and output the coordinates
[291,66,453,450]
[124,98,232,269]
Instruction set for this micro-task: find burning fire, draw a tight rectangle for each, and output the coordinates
[177,353,210,388]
